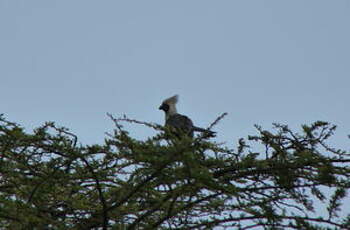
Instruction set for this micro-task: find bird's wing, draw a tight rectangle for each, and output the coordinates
[165,114,194,137]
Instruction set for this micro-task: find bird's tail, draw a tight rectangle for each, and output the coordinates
[193,126,216,137]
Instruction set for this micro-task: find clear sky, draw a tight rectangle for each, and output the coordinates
[1,1,349,144]
[1,0,349,143]
[1,0,350,223]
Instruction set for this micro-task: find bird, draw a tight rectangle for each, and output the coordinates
[158,95,216,138]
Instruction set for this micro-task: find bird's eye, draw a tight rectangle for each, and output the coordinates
[159,103,169,112]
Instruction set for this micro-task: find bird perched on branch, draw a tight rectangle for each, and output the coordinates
[159,95,216,138]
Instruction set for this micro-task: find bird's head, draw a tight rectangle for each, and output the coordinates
[159,94,178,116]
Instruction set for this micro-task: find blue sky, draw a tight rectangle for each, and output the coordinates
[1,0,350,223]
[1,1,349,146]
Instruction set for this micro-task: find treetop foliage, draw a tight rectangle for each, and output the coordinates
[0,113,349,229]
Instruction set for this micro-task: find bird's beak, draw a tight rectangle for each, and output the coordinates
[159,104,165,110]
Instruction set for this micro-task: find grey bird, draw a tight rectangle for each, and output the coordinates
[159,95,215,138]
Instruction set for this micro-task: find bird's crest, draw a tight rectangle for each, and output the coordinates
[162,94,178,105]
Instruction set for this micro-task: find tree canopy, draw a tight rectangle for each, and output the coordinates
[0,114,349,229]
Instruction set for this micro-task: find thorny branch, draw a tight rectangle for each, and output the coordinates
[0,114,349,229]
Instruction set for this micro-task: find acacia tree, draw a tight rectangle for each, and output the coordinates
[0,113,349,229]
